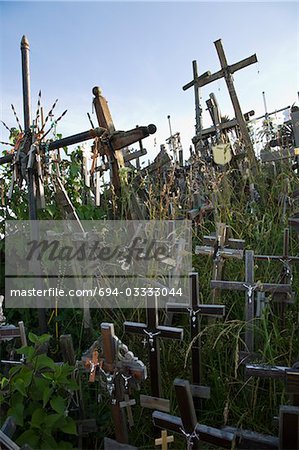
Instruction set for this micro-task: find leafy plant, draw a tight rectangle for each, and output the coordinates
[0,332,78,449]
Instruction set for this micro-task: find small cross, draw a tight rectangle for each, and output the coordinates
[155,430,174,450]
[119,394,136,427]
[84,350,99,382]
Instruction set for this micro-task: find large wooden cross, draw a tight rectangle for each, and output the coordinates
[167,273,225,394]
[211,250,292,360]
[124,295,184,400]
[183,39,258,169]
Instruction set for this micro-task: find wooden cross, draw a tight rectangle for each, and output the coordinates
[167,272,225,393]
[245,360,299,407]
[211,250,292,360]
[119,394,136,428]
[124,295,184,400]
[183,39,258,169]
[195,223,244,302]
[92,86,156,194]
[0,320,27,356]
[83,322,147,444]
[152,379,235,449]
[254,227,298,323]
[155,430,174,450]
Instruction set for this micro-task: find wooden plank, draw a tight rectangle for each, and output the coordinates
[104,437,138,450]
[222,426,278,449]
[140,395,170,412]
[190,384,211,400]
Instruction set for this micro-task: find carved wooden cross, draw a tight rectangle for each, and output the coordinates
[183,39,258,169]
[124,295,184,400]
[195,223,244,302]
[167,273,225,394]
[152,379,235,450]
[211,250,292,361]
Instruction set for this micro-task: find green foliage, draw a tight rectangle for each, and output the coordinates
[0,333,78,449]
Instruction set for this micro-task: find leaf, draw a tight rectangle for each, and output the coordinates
[38,334,52,345]
[17,429,40,448]
[31,407,45,429]
[1,377,9,389]
[8,402,24,426]
[58,441,75,449]
[58,417,77,435]
[22,369,33,387]
[43,413,62,430]
[16,345,35,360]
[28,332,39,344]
[43,386,53,407]
[50,395,67,414]
[40,435,58,449]
[13,378,27,396]
[35,354,55,371]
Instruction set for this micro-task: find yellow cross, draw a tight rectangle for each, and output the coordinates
[155,430,174,450]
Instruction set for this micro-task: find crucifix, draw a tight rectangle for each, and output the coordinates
[124,295,184,405]
[167,273,225,398]
[211,250,292,361]
[183,39,258,169]
[83,322,147,444]
[195,223,244,302]
[152,378,235,450]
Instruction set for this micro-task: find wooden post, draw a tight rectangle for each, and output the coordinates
[192,60,203,137]
[20,35,31,133]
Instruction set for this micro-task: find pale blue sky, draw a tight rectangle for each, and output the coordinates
[0,1,298,161]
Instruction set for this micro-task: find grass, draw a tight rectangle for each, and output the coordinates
[1,154,298,449]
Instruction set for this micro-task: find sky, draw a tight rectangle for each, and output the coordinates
[0,1,298,163]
